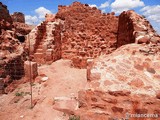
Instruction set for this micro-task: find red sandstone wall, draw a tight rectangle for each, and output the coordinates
[56,2,118,68]
[27,2,160,68]
[0,55,25,93]
[27,20,63,64]
[11,12,25,23]
[0,2,12,32]
[52,23,62,61]
[117,10,160,47]
[13,22,34,35]
[0,2,26,93]
[77,90,160,119]
[117,11,135,47]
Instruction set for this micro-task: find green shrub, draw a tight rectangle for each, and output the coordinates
[69,115,80,120]
[15,92,24,96]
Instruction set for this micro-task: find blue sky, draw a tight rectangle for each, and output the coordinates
[1,0,160,33]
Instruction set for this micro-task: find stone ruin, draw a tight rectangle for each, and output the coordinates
[0,2,12,32]
[25,2,160,119]
[11,12,25,23]
[0,2,34,93]
[0,1,160,119]
[27,2,160,68]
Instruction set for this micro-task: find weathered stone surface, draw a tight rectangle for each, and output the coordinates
[0,2,29,93]
[74,44,160,119]
[24,61,38,79]
[45,14,55,22]
[0,2,160,119]
[11,12,25,23]
[137,36,150,44]
[0,2,12,32]
[156,91,160,99]
[53,97,78,115]
[27,21,62,64]
[76,89,160,119]
[56,1,118,68]
[13,22,34,35]
[117,10,160,47]
[129,78,144,87]
[27,2,160,69]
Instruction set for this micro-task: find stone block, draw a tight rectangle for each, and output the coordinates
[53,97,78,115]
[87,59,94,81]
[45,49,53,61]
[24,61,38,79]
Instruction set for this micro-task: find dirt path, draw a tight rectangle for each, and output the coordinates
[0,59,87,120]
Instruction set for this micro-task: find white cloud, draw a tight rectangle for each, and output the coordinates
[25,15,38,25]
[101,9,106,13]
[99,1,109,9]
[111,0,145,13]
[89,4,98,8]
[25,7,52,25]
[140,5,160,34]
[89,1,110,13]
[154,25,160,34]
[140,5,160,23]
[35,7,52,19]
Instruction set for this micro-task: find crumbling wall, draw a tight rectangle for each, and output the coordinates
[11,12,25,23]
[27,20,63,64]
[4,56,24,79]
[26,21,47,54]
[52,22,62,61]
[77,44,160,119]
[13,22,34,35]
[0,55,25,93]
[0,2,12,32]
[56,2,118,68]
[117,10,160,47]
[26,2,160,68]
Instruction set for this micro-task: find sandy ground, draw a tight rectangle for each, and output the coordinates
[0,59,87,120]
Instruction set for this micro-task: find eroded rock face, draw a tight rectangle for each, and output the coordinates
[11,12,25,23]
[117,10,160,47]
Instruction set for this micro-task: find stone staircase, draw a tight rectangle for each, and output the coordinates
[34,41,46,64]
[33,22,58,65]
